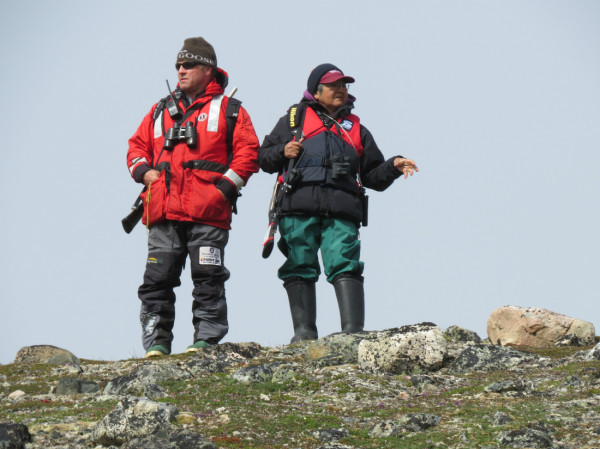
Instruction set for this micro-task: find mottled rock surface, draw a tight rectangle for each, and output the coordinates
[55,378,99,395]
[104,363,191,396]
[2,322,599,449]
[358,323,447,374]
[13,345,79,365]
[448,343,541,374]
[444,325,482,343]
[91,397,178,445]
[120,428,217,449]
[487,306,595,347]
[0,422,31,448]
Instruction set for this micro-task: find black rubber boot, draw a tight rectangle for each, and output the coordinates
[284,278,318,343]
[333,275,365,333]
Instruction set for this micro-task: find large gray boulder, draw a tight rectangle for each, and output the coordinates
[55,378,99,395]
[120,428,217,449]
[104,363,191,396]
[448,344,539,375]
[14,345,79,365]
[91,397,178,446]
[184,342,259,375]
[305,332,375,366]
[0,422,31,448]
[358,323,447,374]
[487,306,595,347]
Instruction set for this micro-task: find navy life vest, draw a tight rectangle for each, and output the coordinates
[289,106,363,193]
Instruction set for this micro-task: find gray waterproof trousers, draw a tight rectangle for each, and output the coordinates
[138,220,230,352]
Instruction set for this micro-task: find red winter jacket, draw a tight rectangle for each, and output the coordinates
[127,69,259,230]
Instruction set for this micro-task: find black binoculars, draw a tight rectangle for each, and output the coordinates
[164,121,197,150]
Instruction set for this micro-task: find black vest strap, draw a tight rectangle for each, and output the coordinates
[225,98,241,163]
[155,161,172,193]
[155,161,170,172]
[287,103,307,138]
[182,159,228,174]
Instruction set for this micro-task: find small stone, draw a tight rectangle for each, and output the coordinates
[444,325,482,343]
[491,411,512,426]
[231,364,274,383]
[8,390,26,400]
[484,380,532,394]
[311,428,349,442]
[176,413,197,425]
[369,420,399,438]
[55,378,99,395]
[398,391,411,400]
[398,413,441,432]
[498,427,553,448]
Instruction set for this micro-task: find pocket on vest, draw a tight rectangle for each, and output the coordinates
[141,177,167,227]
[187,171,230,223]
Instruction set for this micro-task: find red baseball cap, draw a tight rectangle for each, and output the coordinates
[319,69,355,85]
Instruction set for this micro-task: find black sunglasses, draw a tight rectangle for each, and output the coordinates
[175,61,202,70]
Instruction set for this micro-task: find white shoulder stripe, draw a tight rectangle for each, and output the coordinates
[154,110,163,138]
[207,95,224,132]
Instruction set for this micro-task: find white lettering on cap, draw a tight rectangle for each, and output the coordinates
[177,50,215,66]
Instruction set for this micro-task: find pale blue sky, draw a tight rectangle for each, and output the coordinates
[1,0,599,363]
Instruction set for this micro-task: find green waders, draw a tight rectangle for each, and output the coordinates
[277,216,365,341]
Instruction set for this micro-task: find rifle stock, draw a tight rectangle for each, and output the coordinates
[121,193,144,234]
[261,222,277,259]
[261,157,297,258]
[261,181,282,258]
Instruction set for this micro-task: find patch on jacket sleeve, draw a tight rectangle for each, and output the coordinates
[199,247,222,266]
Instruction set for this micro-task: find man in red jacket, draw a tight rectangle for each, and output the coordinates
[127,37,259,357]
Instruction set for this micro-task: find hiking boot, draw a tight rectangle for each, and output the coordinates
[186,340,209,353]
[145,344,169,358]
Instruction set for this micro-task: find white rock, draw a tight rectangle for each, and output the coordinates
[8,390,26,400]
[358,323,447,374]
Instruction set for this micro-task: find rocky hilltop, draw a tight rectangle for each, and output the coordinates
[1,322,600,449]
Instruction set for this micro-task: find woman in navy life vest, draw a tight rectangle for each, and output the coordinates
[258,63,418,343]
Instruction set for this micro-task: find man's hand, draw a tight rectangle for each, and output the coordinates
[142,169,161,187]
[284,138,304,158]
[393,158,419,179]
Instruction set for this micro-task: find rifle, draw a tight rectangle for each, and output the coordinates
[121,85,237,234]
[121,196,145,234]
[261,158,295,258]
[261,127,304,258]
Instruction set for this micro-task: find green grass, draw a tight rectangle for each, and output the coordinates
[2,343,600,449]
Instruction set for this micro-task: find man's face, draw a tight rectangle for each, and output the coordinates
[176,61,213,98]
[314,81,349,113]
